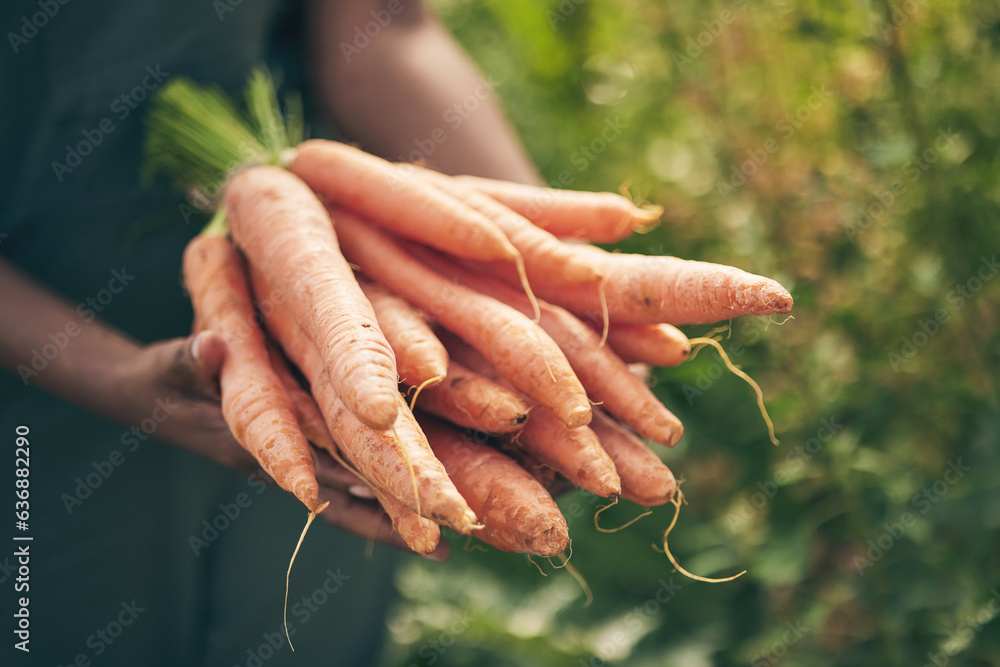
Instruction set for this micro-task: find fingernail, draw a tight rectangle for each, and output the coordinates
[423,545,450,563]
[348,484,376,499]
[191,333,203,362]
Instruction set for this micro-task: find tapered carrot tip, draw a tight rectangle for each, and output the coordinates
[562,405,593,429]
[760,280,793,314]
[354,389,400,431]
[635,204,663,224]
[454,509,482,535]
[663,419,684,448]
[529,523,571,557]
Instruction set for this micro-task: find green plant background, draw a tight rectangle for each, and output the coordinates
[381,1,1000,665]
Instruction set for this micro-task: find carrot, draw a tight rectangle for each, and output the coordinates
[357,279,448,389]
[413,247,684,446]
[267,344,333,451]
[250,267,480,534]
[537,245,794,325]
[369,487,441,555]
[421,417,569,556]
[182,232,319,511]
[589,409,677,507]
[455,175,663,243]
[225,165,399,430]
[604,323,691,367]
[436,332,621,498]
[331,207,592,429]
[415,360,529,434]
[290,140,521,264]
[267,347,442,553]
[514,407,621,499]
[413,167,602,286]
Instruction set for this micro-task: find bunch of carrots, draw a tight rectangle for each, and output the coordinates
[147,71,792,583]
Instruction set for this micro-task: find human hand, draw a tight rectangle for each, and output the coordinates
[122,329,449,559]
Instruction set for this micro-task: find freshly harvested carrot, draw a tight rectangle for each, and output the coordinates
[250,267,480,534]
[414,167,602,286]
[358,279,448,388]
[421,417,569,556]
[436,333,621,498]
[415,361,529,434]
[183,232,318,511]
[537,245,793,326]
[267,344,332,451]
[604,323,691,367]
[455,175,663,243]
[290,140,521,264]
[414,247,683,446]
[589,409,677,507]
[514,407,621,499]
[268,349,442,553]
[225,165,399,431]
[331,207,592,429]
[370,487,441,555]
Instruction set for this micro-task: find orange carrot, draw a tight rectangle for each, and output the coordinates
[250,267,480,534]
[358,279,448,388]
[437,332,620,498]
[415,360,529,434]
[414,167,602,286]
[589,409,677,507]
[455,175,662,242]
[331,207,592,429]
[370,487,441,555]
[268,348,441,553]
[414,247,683,446]
[604,323,691,367]
[267,344,333,451]
[182,232,318,510]
[538,245,794,325]
[421,417,569,556]
[514,407,621,499]
[225,165,399,430]
[290,140,521,264]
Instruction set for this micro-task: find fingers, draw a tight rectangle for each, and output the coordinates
[317,487,407,550]
[160,330,226,400]
[313,448,376,499]
[316,487,452,562]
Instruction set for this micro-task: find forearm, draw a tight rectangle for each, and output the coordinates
[308,0,541,184]
[0,258,144,424]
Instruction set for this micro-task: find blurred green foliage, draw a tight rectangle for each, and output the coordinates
[382,1,1000,665]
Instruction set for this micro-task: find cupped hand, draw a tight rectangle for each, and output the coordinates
[122,329,448,559]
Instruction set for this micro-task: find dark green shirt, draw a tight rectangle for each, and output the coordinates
[1,1,397,664]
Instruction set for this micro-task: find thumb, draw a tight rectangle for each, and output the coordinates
[170,330,227,399]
